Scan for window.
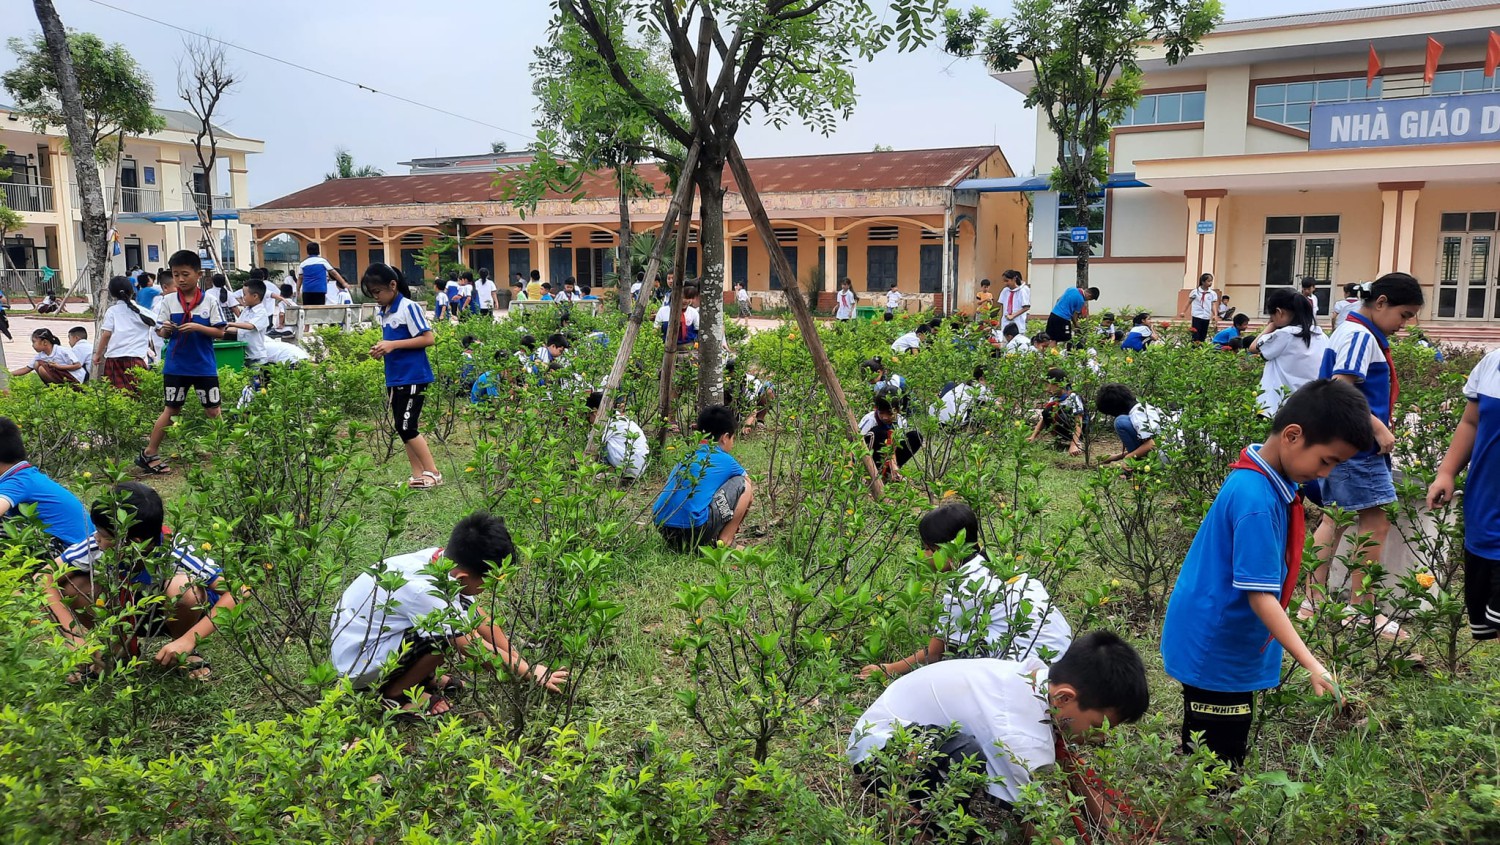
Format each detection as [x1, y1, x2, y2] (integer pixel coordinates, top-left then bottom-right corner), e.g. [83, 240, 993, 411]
[867, 245, 898, 291]
[1436, 212, 1500, 319]
[1055, 194, 1105, 258]
[919, 244, 943, 293]
[1254, 77, 1381, 130]
[1119, 91, 1206, 126]
[1262, 215, 1339, 314]
[1431, 69, 1500, 96]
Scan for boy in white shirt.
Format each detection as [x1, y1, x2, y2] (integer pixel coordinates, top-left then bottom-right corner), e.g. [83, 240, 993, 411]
[330, 512, 568, 718]
[735, 283, 751, 317]
[231, 280, 310, 367]
[586, 391, 648, 482]
[932, 367, 993, 426]
[67, 327, 93, 382]
[884, 286, 903, 317]
[890, 323, 927, 354]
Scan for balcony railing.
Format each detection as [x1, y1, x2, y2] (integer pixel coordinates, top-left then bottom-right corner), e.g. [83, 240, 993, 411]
[191, 192, 235, 212]
[1, 181, 54, 213]
[0, 268, 55, 301]
[68, 184, 166, 214]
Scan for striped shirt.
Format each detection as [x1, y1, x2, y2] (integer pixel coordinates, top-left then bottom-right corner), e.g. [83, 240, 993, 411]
[59, 532, 221, 585]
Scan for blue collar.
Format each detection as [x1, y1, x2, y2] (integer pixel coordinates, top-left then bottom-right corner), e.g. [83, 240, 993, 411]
[1244, 444, 1297, 505]
[1345, 311, 1389, 350]
[381, 294, 405, 318]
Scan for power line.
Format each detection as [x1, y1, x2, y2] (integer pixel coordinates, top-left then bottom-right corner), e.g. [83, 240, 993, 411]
[79, 0, 536, 142]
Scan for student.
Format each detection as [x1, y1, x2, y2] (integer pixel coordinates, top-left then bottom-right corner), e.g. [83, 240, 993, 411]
[630, 272, 646, 303]
[456, 272, 475, 317]
[94, 276, 156, 394]
[67, 327, 93, 382]
[1031, 331, 1057, 354]
[557, 277, 583, 303]
[1217, 294, 1237, 322]
[1097, 383, 1164, 464]
[862, 357, 910, 414]
[137, 250, 228, 475]
[1301, 276, 1320, 317]
[651, 405, 753, 550]
[847, 632, 1149, 826]
[1119, 312, 1156, 352]
[1161, 380, 1369, 766]
[860, 500, 1072, 681]
[11, 328, 85, 387]
[1305, 273, 1425, 639]
[999, 322, 1033, 354]
[835, 278, 857, 321]
[1331, 283, 1361, 329]
[532, 333, 570, 376]
[210, 272, 240, 319]
[1180, 273, 1219, 342]
[890, 323, 927, 354]
[859, 395, 922, 482]
[330, 512, 568, 717]
[1251, 288, 1328, 416]
[0, 286, 10, 340]
[135, 273, 161, 310]
[586, 391, 649, 482]
[0, 417, 92, 552]
[474, 269, 498, 318]
[580, 285, 599, 302]
[933, 367, 993, 427]
[527, 269, 543, 300]
[1427, 347, 1500, 641]
[364, 263, 442, 490]
[1097, 312, 1124, 344]
[1211, 313, 1250, 346]
[270, 283, 297, 337]
[229, 279, 310, 368]
[297, 243, 345, 307]
[998, 269, 1030, 336]
[1031, 368, 1085, 456]
[974, 278, 995, 320]
[654, 285, 701, 346]
[40, 482, 231, 682]
[508, 278, 527, 308]
[1046, 285, 1099, 347]
[739, 369, 775, 433]
[432, 280, 450, 322]
[735, 282, 752, 317]
[884, 286, 903, 318]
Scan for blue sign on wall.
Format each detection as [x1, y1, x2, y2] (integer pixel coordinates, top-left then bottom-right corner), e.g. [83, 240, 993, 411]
[147, 245, 159, 262]
[1069, 226, 1089, 243]
[143, 166, 156, 185]
[1310, 92, 1500, 150]
[1196, 220, 1215, 235]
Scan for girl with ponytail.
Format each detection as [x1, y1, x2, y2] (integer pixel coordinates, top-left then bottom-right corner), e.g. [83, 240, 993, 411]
[1251, 287, 1328, 414]
[363, 263, 441, 489]
[11, 328, 84, 387]
[94, 275, 157, 394]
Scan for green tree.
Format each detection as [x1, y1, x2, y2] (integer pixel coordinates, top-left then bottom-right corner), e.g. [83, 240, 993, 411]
[490, 140, 509, 154]
[324, 147, 383, 180]
[944, 0, 1220, 287]
[5, 16, 164, 312]
[0, 145, 20, 389]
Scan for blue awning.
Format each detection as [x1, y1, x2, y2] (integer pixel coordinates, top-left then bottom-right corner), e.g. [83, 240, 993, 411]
[116, 209, 240, 223]
[955, 172, 1150, 192]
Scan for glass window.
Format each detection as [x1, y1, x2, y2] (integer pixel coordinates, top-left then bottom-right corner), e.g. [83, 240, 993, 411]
[1119, 91, 1206, 126]
[1316, 79, 1349, 101]
[1132, 97, 1156, 125]
[1441, 212, 1470, 232]
[1157, 93, 1182, 123]
[1285, 102, 1312, 127]
[1431, 72, 1461, 94]
[1265, 216, 1301, 235]
[1181, 91, 1206, 122]
[1471, 212, 1498, 232]
[1285, 82, 1315, 104]
[1303, 215, 1340, 234]
[1429, 69, 1496, 95]
[1253, 77, 1381, 130]
[1056, 194, 1106, 258]
[1255, 85, 1285, 106]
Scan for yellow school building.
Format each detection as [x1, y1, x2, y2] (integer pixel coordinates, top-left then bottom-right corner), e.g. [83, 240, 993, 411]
[241, 146, 1029, 313]
[990, 0, 1500, 340]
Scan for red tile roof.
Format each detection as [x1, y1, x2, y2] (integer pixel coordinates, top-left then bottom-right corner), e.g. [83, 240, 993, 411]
[254, 146, 1001, 211]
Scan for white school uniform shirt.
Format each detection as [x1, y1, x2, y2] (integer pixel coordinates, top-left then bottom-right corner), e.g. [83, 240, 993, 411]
[858, 410, 909, 436]
[847, 656, 1056, 804]
[885, 289, 902, 310]
[1128, 402, 1164, 440]
[736, 287, 750, 304]
[1305, 292, 1320, 315]
[601, 415, 649, 479]
[70, 341, 94, 379]
[32, 345, 85, 382]
[1005, 334, 1034, 354]
[457, 283, 474, 303]
[100, 300, 156, 360]
[999, 284, 1030, 333]
[933, 382, 991, 425]
[835, 289, 856, 319]
[891, 332, 921, 354]
[329, 548, 473, 681]
[1255, 324, 1329, 414]
[939, 554, 1074, 663]
[473, 279, 497, 309]
[1331, 297, 1360, 328]
[1188, 288, 1218, 320]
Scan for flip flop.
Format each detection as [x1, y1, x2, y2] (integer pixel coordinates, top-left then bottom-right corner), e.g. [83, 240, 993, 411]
[406, 475, 435, 490]
[178, 651, 212, 682]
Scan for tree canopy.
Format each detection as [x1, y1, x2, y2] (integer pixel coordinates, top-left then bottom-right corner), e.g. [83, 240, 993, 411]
[325, 147, 383, 180]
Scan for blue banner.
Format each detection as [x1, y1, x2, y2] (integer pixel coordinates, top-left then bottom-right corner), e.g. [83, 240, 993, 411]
[1309, 91, 1500, 150]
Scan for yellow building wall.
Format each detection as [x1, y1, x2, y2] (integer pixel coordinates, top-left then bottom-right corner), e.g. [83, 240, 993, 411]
[1216, 189, 1385, 311]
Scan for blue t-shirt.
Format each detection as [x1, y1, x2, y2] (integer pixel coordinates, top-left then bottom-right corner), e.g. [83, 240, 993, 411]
[1211, 326, 1241, 345]
[378, 295, 434, 387]
[299, 257, 332, 294]
[0, 462, 93, 545]
[156, 289, 227, 378]
[652, 444, 746, 529]
[1463, 350, 1500, 558]
[1161, 444, 1295, 693]
[1050, 287, 1087, 320]
[1319, 311, 1391, 457]
[136, 286, 162, 310]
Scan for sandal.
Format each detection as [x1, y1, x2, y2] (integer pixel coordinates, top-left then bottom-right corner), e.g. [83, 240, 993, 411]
[380, 693, 450, 722]
[436, 674, 466, 697]
[177, 651, 213, 682]
[406, 475, 436, 490]
[423, 470, 444, 487]
[66, 664, 103, 685]
[135, 451, 171, 475]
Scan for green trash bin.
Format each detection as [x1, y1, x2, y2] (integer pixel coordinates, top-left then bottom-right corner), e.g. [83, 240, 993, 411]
[213, 340, 249, 372]
[855, 305, 879, 321]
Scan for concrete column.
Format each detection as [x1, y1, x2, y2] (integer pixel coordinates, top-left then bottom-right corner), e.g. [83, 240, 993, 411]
[533, 224, 547, 281]
[227, 152, 249, 208]
[1378, 182, 1424, 275]
[1183, 189, 1227, 289]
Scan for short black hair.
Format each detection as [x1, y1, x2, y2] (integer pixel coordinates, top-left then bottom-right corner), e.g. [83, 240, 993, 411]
[1101, 312, 1115, 321]
[244, 279, 267, 299]
[586, 391, 604, 411]
[280, 283, 294, 298]
[1046, 367, 1068, 383]
[307, 243, 322, 256]
[168, 249, 201, 271]
[0, 417, 27, 464]
[461, 271, 474, 282]
[683, 284, 699, 300]
[542, 282, 553, 290]
[861, 357, 884, 374]
[545, 333, 569, 349]
[873, 395, 895, 415]
[915, 324, 931, 336]
[68, 326, 88, 339]
[917, 500, 979, 550]
[518, 334, 536, 351]
[980, 278, 991, 287]
[1048, 630, 1149, 723]
[1233, 313, 1250, 327]
[1272, 379, 1375, 451]
[1002, 323, 1019, 338]
[1096, 383, 1138, 417]
[1031, 331, 1053, 345]
[696, 404, 738, 440]
[461, 335, 477, 349]
[1300, 276, 1316, 289]
[530, 269, 541, 281]
[90, 482, 164, 545]
[1085, 287, 1100, 300]
[444, 512, 514, 577]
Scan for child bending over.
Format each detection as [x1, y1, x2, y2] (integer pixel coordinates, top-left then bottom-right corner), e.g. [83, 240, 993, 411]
[652, 405, 753, 551]
[1030, 367, 1085, 456]
[1096, 383, 1164, 464]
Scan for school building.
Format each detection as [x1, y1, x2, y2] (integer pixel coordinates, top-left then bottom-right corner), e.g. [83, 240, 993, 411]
[240, 146, 1029, 312]
[989, 0, 1500, 339]
[0, 103, 263, 296]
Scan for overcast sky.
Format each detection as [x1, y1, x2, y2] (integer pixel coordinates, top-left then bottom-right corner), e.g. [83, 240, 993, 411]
[10, 0, 1374, 204]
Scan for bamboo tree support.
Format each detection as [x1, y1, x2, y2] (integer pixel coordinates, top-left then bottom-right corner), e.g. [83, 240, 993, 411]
[726, 141, 884, 501]
[585, 141, 702, 459]
[653, 185, 697, 448]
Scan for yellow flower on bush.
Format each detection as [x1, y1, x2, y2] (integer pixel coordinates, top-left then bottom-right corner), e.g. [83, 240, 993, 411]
[95, 598, 105, 608]
[531, 497, 543, 504]
[200, 543, 212, 552]
[1006, 575, 1023, 585]
[1415, 572, 1436, 589]
[1110, 579, 1121, 588]
[845, 508, 854, 515]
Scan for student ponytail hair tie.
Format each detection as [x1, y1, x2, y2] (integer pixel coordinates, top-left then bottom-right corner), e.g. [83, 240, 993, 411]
[31, 328, 61, 346]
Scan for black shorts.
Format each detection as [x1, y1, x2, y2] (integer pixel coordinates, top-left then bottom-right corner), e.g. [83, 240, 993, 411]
[659, 475, 746, 551]
[302, 291, 327, 306]
[388, 383, 427, 442]
[1045, 313, 1073, 345]
[1191, 316, 1211, 342]
[1181, 684, 1255, 767]
[854, 724, 991, 811]
[163, 373, 222, 409]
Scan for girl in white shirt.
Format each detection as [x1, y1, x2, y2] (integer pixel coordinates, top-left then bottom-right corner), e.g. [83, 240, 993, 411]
[1251, 287, 1329, 415]
[1331, 283, 1361, 329]
[94, 276, 158, 394]
[12, 328, 84, 386]
[834, 278, 856, 320]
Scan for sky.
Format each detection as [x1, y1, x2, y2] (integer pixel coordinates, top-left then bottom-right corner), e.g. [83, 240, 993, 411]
[6, 0, 1379, 205]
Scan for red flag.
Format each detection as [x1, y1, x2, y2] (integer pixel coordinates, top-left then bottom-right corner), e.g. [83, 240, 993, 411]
[1486, 31, 1500, 78]
[1366, 44, 1382, 89]
[1424, 36, 1444, 84]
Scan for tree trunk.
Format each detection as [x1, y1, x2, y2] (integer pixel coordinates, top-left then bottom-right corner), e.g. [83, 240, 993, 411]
[694, 165, 726, 414]
[726, 141, 884, 501]
[585, 142, 702, 459]
[654, 187, 697, 447]
[616, 169, 632, 313]
[33, 0, 109, 315]
[1074, 198, 1090, 289]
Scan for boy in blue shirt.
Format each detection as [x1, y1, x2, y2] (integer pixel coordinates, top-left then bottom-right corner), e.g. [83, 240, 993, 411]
[1045, 285, 1099, 348]
[652, 405, 753, 551]
[0, 417, 92, 552]
[1161, 379, 1372, 766]
[138, 250, 227, 475]
[1211, 313, 1251, 347]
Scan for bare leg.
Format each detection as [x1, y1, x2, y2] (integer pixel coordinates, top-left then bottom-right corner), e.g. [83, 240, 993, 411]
[163, 574, 212, 679]
[380, 652, 450, 715]
[145, 406, 180, 455]
[404, 434, 439, 476]
[1307, 513, 1348, 604]
[1348, 507, 1392, 608]
[718, 479, 753, 546]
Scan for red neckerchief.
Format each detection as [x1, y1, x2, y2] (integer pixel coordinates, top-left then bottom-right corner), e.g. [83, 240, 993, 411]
[175, 287, 204, 324]
[431, 547, 445, 565]
[1230, 448, 1304, 651]
[1199, 289, 1212, 309]
[1345, 312, 1398, 418]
